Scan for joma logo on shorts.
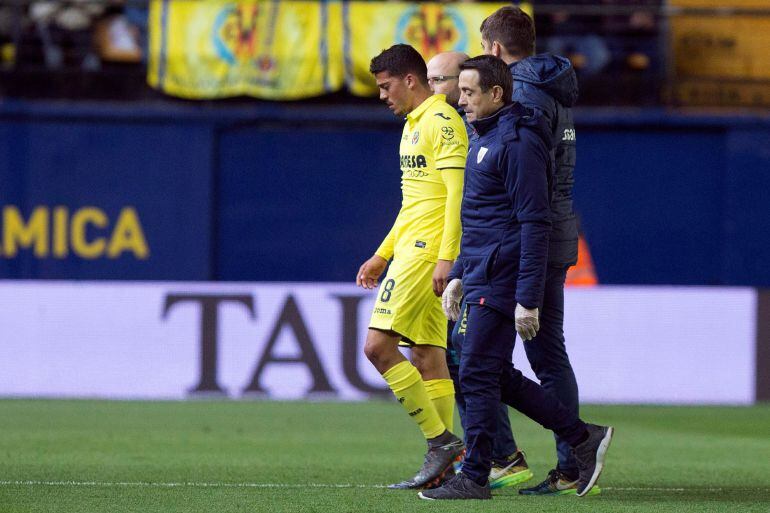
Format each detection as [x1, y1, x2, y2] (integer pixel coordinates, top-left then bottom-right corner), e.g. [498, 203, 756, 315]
[409, 408, 423, 417]
[562, 129, 576, 141]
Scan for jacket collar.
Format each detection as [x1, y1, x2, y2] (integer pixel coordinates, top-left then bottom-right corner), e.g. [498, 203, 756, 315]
[407, 94, 445, 122]
[469, 104, 514, 136]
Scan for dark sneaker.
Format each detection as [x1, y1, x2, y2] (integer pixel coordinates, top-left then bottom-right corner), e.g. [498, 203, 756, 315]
[489, 450, 533, 489]
[418, 473, 492, 500]
[388, 434, 466, 490]
[572, 424, 614, 497]
[519, 469, 601, 496]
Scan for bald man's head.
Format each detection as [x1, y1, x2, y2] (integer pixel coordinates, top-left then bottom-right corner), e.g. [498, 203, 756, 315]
[426, 51, 469, 107]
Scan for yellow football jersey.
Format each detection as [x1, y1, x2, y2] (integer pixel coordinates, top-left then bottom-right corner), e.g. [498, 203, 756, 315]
[376, 94, 468, 263]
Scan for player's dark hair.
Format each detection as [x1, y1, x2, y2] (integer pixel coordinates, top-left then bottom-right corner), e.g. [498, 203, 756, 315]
[460, 55, 513, 105]
[369, 44, 428, 85]
[480, 6, 535, 58]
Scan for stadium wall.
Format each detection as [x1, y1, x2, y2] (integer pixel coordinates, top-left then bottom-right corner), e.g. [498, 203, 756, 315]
[1, 101, 769, 286]
[0, 281, 764, 404]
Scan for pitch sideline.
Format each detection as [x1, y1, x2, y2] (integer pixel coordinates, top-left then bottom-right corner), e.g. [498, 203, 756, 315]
[1, 480, 767, 493]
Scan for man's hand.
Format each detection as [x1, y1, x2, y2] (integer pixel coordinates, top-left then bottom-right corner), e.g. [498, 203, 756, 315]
[514, 304, 540, 341]
[432, 259, 454, 297]
[441, 279, 463, 321]
[356, 255, 388, 290]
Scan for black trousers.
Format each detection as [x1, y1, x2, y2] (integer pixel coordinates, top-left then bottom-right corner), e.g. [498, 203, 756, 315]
[458, 303, 586, 486]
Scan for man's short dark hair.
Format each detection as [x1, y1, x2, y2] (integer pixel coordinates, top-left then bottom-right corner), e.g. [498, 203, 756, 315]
[369, 44, 428, 84]
[460, 55, 513, 105]
[480, 6, 535, 58]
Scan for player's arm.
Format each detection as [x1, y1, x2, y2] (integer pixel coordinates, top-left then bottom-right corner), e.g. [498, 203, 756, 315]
[357, 254, 387, 290]
[375, 222, 396, 262]
[431, 112, 468, 296]
[433, 167, 463, 295]
[356, 219, 396, 289]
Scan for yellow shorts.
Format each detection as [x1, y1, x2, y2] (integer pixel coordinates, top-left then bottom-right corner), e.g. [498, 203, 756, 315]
[368, 257, 446, 348]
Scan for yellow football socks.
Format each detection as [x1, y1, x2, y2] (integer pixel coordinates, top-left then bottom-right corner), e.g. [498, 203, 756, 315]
[424, 378, 455, 433]
[382, 360, 445, 440]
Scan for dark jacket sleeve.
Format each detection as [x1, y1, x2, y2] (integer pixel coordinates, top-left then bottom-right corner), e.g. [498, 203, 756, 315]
[502, 126, 552, 309]
[448, 257, 463, 281]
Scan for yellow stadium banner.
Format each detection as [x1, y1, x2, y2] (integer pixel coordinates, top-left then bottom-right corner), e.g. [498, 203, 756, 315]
[345, 2, 527, 97]
[670, 0, 770, 80]
[148, 0, 343, 100]
[147, 1, 529, 100]
[669, 0, 770, 105]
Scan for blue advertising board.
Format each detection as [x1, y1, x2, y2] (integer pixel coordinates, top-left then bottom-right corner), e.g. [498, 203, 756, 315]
[2, 101, 769, 285]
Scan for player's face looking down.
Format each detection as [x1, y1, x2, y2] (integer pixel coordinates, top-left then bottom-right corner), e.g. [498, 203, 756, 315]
[375, 71, 416, 117]
[458, 69, 506, 122]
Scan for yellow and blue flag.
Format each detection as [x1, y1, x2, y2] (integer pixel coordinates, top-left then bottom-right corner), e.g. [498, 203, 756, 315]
[148, 1, 530, 100]
[344, 2, 523, 96]
[148, 0, 343, 100]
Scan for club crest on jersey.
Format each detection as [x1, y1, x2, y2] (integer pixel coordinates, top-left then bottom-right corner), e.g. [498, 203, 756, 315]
[477, 147, 488, 163]
[411, 131, 420, 145]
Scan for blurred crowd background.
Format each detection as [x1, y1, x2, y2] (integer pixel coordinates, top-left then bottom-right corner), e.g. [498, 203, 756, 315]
[0, 0, 769, 287]
[0, 0, 766, 107]
[0, 0, 148, 97]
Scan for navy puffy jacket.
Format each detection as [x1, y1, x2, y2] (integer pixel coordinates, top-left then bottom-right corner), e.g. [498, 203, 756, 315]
[455, 103, 554, 316]
[510, 54, 579, 266]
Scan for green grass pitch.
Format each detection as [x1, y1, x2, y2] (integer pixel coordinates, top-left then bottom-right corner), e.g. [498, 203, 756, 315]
[1, 400, 769, 512]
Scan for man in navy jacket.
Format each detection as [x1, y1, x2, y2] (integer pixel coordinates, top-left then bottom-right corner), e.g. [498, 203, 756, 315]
[419, 55, 612, 501]
[454, 6, 585, 494]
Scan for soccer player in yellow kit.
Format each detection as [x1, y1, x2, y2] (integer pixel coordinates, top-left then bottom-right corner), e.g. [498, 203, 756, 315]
[356, 44, 468, 490]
